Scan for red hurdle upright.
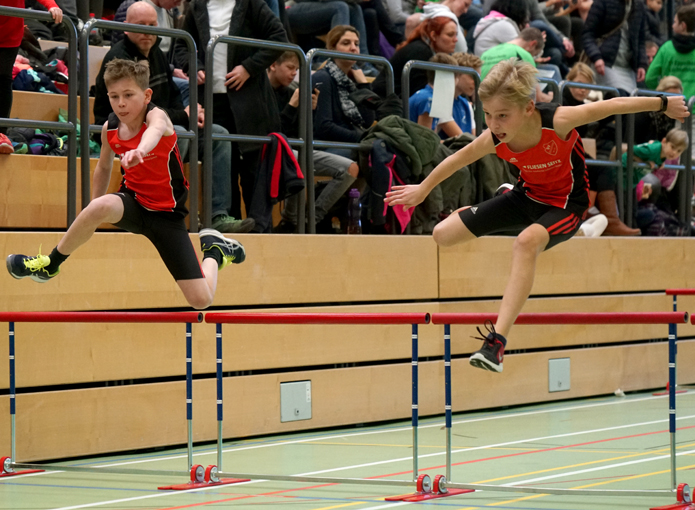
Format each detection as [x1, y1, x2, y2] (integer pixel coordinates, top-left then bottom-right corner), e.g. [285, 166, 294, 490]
[430, 311, 689, 499]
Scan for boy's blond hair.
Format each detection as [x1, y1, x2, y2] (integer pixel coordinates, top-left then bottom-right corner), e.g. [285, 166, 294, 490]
[566, 62, 595, 84]
[451, 52, 482, 72]
[104, 58, 150, 91]
[479, 58, 536, 108]
[657, 75, 683, 93]
[426, 53, 458, 84]
[665, 128, 689, 152]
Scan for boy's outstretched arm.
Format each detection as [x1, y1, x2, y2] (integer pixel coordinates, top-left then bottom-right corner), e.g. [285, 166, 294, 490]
[385, 130, 496, 211]
[553, 95, 690, 139]
[92, 123, 116, 200]
[120, 108, 175, 169]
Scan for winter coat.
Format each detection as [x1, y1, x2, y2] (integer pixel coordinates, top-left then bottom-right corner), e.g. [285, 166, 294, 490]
[645, 34, 695, 99]
[581, 0, 647, 71]
[174, 0, 288, 152]
[644, 8, 665, 45]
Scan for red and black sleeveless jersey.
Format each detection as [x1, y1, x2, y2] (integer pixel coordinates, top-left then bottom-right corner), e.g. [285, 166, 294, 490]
[491, 102, 589, 215]
[106, 103, 188, 215]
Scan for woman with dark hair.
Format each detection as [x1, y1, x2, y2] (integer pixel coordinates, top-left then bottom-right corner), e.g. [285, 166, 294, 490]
[372, 14, 458, 97]
[472, 0, 528, 56]
[312, 25, 377, 158]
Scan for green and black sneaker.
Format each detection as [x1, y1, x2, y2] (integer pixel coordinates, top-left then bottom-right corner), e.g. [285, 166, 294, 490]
[199, 228, 246, 269]
[6, 249, 59, 283]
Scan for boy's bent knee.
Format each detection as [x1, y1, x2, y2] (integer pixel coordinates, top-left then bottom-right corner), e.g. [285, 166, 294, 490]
[84, 195, 123, 223]
[187, 294, 213, 310]
[433, 223, 456, 247]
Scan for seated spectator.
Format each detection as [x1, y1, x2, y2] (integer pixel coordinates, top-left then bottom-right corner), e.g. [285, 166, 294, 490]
[581, 0, 647, 94]
[562, 62, 595, 137]
[312, 25, 376, 159]
[645, 0, 666, 46]
[373, 14, 458, 97]
[407, 0, 471, 53]
[472, 0, 528, 56]
[267, 51, 358, 233]
[632, 75, 682, 145]
[645, 4, 695, 100]
[95, 2, 254, 233]
[451, 51, 482, 131]
[409, 53, 474, 139]
[361, 0, 406, 57]
[174, 0, 287, 221]
[646, 40, 659, 66]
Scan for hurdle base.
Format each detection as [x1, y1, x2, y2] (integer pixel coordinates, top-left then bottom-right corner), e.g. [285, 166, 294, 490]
[385, 488, 475, 502]
[653, 390, 688, 396]
[650, 504, 695, 510]
[0, 469, 44, 478]
[158, 478, 250, 491]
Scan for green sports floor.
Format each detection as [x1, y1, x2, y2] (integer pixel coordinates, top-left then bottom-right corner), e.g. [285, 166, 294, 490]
[2, 389, 695, 510]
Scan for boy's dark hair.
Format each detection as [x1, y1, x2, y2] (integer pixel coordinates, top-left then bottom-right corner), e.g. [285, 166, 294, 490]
[519, 27, 545, 54]
[426, 53, 458, 84]
[275, 51, 300, 67]
[676, 4, 695, 33]
[490, 0, 529, 29]
[104, 58, 150, 90]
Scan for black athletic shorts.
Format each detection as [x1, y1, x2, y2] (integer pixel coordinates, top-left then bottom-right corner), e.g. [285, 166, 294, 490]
[113, 191, 204, 281]
[458, 188, 585, 250]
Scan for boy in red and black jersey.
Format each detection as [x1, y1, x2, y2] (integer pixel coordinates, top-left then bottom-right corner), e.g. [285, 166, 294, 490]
[6, 59, 244, 309]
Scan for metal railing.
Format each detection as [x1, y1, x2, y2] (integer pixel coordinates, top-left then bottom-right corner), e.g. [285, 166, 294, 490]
[203, 36, 308, 230]
[305, 49, 394, 233]
[560, 81, 624, 218]
[538, 76, 560, 104]
[0, 6, 79, 225]
[79, 19, 200, 229]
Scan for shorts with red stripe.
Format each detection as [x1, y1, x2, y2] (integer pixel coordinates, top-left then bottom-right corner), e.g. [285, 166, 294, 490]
[458, 188, 585, 250]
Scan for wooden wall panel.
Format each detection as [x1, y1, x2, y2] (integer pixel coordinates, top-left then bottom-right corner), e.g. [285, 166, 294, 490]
[439, 237, 695, 298]
[10, 91, 95, 124]
[1, 294, 687, 389]
[2, 341, 693, 461]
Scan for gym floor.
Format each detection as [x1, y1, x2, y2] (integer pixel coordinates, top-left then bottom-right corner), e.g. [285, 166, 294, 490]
[2, 388, 694, 510]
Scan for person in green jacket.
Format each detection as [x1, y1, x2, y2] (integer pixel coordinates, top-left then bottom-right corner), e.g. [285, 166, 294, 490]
[480, 27, 544, 79]
[645, 4, 695, 99]
[621, 127, 688, 200]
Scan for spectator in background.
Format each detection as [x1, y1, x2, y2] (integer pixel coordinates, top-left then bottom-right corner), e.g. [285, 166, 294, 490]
[645, 0, 666, 45]
[312, 25, 375, 159]
[409, 53, 474, 139]
[646, 4, 695, 99]
[646, 40, 659, 65]
[373, 14, 458, 97]
[175, 0, 287, 221]
[361, 0, 405, 57]
[0, 0, 62, 154]
[472, 0, 528, 56]
[480, 27, 545, 79]
[267, 51, 357, 233]
[94, 2, 254, 233]
[407, 0, 471, 53]
[581, 0, 647, 94]
[451, 51, 481, 132]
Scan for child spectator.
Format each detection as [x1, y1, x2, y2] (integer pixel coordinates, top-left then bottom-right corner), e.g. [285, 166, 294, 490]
[646, 40, 659, 66]
[409, 53, 474, 139]
[645, 0, 666, 46]
[645, 4, 695, 99]
[562, 62, 594, 137]
[6, 59, 245, 309]
[0, 0, 62, 153]
[452, 51, 482, 134]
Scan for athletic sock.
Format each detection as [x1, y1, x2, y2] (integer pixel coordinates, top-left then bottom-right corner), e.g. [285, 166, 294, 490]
[203, 247, 223, 267]
[46, 246, 69, 275]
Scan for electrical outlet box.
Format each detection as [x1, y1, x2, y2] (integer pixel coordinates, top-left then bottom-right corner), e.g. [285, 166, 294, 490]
[548, 358, 570, 393]
[280, 380, 312, 422]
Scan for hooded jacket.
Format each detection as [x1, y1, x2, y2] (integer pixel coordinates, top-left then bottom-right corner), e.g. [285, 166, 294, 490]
[472, 12, 520, 56]
[645, 33, 695, 99]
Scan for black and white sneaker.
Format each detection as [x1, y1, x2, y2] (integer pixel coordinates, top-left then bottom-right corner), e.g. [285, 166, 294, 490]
[469, 321, 507, 373]
[6, 250, 58, 283]
[199, 228, 246, 269]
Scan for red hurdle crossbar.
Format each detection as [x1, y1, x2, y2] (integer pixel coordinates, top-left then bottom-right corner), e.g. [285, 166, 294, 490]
[430, 312, 688, 325]
[205, 312, 431, 325]
[0, 311, 203, 323]
[666, 289, 695, 296]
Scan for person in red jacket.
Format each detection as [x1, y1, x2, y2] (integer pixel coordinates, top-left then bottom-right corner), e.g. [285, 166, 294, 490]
[0, 0, 62, 153]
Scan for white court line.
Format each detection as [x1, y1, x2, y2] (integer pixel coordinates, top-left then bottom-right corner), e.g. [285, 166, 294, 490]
[45, 412, 695, 510]
[97, 392, 693, 469]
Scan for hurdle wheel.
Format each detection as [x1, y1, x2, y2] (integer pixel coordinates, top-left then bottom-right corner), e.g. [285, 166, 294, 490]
[416, 474, 432, 494]
[433, 474, 448, 494]
[204, 465, 219, 483]
[190, 464, 205, 483]
[677, 483, 691, 503]
[1, 456, 13, 474]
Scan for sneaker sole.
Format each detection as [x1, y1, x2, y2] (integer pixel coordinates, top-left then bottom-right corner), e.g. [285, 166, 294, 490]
[0, 145, 14, 154]
[199, 229, 246, 263]
[6, 255, 50, 283]
[469, 354, 503, 373]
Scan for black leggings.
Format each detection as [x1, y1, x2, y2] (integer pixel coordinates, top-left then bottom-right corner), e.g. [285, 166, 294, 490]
[0, 47, 19, 135]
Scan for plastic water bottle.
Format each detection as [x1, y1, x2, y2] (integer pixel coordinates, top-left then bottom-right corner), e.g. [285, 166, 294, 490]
[346, 188, 362, 235]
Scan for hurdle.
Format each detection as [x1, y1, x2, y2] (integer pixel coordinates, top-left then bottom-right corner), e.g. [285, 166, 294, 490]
[429, 311, 690, 500]
[0, 311, 213, 486]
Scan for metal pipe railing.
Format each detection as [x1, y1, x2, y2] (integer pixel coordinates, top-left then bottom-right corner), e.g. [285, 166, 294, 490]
[538, 77, 560, 105]
[305, 49, 394, 233]
[79, 19, 199, 229]
[0, 5, 78, 226]
[203, 36, 308, 230]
